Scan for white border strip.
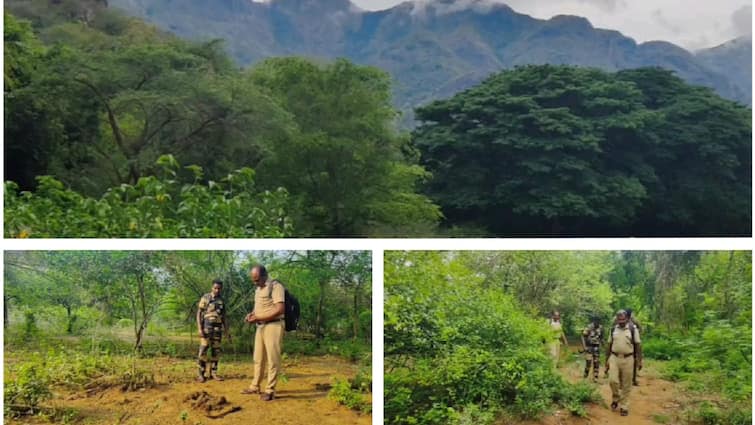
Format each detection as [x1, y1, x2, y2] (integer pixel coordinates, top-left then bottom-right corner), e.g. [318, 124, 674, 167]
[3, 237, 753, 251]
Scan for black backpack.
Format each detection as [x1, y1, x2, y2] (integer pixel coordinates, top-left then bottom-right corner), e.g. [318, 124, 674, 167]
[272, 280, 300, 332]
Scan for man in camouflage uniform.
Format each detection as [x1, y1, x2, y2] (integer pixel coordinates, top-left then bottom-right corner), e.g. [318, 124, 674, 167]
[196, 279, 230, 383]
[605, 309, 642, 417]
[581, 316, 603, 381]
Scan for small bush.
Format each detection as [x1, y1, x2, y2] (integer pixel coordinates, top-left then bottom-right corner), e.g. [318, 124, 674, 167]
[4, 361, 52, 416]
[643, 336, 685, 360]
[328, 378, 371, 414]
[688, 401, 752, 425]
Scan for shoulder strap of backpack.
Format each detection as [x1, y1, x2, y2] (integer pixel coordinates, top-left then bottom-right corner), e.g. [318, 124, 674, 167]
[628, 322, 636, 346]
[269, 279, 286, 299]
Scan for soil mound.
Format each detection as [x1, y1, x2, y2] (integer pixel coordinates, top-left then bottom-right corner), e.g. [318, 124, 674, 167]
[184, 391, 241, 418]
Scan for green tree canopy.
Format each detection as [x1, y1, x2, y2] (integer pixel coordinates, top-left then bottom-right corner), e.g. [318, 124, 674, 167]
[250, 57, 441, 236]
[414, 65, 751, 236]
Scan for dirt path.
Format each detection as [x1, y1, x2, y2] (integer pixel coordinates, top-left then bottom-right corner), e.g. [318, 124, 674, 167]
[10, 355, 371, 425]
[517, 350, 683, 425]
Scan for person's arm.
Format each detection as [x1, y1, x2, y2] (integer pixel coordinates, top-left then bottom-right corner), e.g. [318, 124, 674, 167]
[196, 307, 204, 337]
[581, 333, 588, 351]
[605, 339, 613, 370]
[561, 331, 568, 347]
[253, 303, 284, 322]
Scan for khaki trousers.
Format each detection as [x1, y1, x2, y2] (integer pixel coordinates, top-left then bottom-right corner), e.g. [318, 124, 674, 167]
[548, 341, 560, 366]
[250, 321, 284, 394]
[608, 354, 634, 410]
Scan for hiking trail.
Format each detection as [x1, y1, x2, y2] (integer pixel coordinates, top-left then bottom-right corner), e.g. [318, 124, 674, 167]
[517, 347, 685, 425]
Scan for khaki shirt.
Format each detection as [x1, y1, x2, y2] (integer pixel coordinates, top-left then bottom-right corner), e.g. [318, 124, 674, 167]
[610, 324, 640, 355]
[549, 319, 563, 341]
[254, 279, 285, 320]
[198, 293, 225, 324]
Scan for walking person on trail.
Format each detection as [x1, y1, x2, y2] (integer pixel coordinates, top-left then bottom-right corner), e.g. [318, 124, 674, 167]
[547, 311, 568, 366]
[241, 265, 285, 401]
[612, 308, 643, 386]
[581, 315, 603, 381]
[196, 279, 231, 382]
[605, 310, 642, 417]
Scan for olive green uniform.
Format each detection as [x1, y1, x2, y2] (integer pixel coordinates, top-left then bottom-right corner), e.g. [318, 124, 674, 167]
[250, 279, 285, 395]
[608, 324, 640, 411]
[198, 293, 225, 378]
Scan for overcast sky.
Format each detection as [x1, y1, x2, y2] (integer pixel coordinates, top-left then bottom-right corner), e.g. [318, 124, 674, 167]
[350, 0, 752, 50]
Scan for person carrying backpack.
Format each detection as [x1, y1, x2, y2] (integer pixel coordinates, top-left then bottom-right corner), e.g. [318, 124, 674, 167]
[612, 308, 643, 386]
[605, 309, 643, 417]
[241, 265, 285, 401]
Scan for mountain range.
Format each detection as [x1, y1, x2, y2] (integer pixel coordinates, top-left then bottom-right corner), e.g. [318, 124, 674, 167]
[107, 0, 753, 116]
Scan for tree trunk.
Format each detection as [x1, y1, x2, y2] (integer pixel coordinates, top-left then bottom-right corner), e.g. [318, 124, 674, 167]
[4, 296, 8, 328]
[315, 279, 326, 340]
[352, 287, 360, 341]
[65, 304, 74, 334]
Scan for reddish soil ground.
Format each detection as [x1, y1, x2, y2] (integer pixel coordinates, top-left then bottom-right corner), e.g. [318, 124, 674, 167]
[7, 355, 371, 425]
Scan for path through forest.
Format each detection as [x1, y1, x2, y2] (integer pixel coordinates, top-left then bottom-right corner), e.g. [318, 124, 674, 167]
[518, 347, 685, 425]
[7, 355, 371, 425]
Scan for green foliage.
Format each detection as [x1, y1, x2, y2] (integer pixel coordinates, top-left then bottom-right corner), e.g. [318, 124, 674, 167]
[4, 12, 43, 90]
[385, 252, 599, 424]
[5, 250, 372, 362]
[4, 5, 441, 237]
[22, 309, 38, 338]
[4, 360, 52, 413]
[414, 65, 751, 236]
[609, 251, 751, 405]
[5, 7, 287, 194]
[385, 251, 751, 424]
[5, 155, 293, 237]
[249, 57, 441, 236]
[456, 251, 614, 334]
[686, 401, 752, 425]
[642, 335, 684, 361]
[328, 378, 371, 414]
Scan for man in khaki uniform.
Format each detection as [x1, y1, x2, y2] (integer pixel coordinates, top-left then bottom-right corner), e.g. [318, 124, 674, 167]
[605, 310, 642, 416]
[547, 311, 568, 366]
[241, 265, 285, 401]
[196, 279, 230, 382]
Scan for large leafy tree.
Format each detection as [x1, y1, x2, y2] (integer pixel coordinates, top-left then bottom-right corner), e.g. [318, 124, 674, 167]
[414, 65, 751, 236]
[250, 57, 441, 236]
[4, 10, 291, 195]
[616, 69, 752, 236]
